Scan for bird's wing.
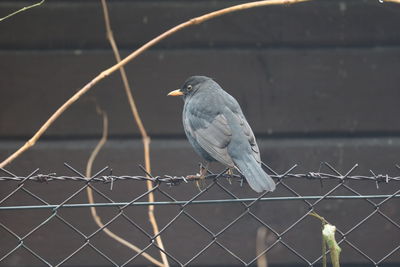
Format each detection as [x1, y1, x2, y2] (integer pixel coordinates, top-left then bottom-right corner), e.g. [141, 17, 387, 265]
[189, 113, 235, 167]
[233, 112, 261, 164]
[221, 91, 261, 164]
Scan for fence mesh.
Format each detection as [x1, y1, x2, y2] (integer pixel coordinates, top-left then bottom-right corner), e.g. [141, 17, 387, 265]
[0, 162, 399, 266]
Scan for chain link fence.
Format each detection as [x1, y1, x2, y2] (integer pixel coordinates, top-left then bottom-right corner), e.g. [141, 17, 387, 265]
[0, 162, 399, 266]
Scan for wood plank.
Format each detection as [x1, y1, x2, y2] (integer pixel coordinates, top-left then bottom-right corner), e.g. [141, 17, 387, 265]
[0, 48, 399, 137]
[0, 0, 400, 49]
[0, 138, 399, 265]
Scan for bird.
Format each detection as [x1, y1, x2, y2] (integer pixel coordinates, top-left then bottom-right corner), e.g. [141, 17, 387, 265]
[168, 76, 276, 193]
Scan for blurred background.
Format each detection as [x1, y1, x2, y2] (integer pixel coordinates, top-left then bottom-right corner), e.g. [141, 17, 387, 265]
[0, 0, 399, 266]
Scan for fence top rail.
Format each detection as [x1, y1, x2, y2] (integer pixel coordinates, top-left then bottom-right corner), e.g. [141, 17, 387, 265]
[0, 194, 399, 211]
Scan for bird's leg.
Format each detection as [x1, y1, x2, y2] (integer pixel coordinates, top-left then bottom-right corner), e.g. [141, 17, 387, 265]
[226, 167, 235, 184]
[199, 162, 209, 178]
[195, 162, 209, 191]
[186, 162, 208, 180]
[233, 166, 246, 187]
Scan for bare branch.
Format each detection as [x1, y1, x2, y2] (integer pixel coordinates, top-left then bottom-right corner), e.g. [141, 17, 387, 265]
[0, 0, 45, 22]
[256, 227, 269, 267]
[381, 0, 400, 3]
[100, 0, 168, 265]
[0, 0, 310, 168]
[84, 106, 164, 267]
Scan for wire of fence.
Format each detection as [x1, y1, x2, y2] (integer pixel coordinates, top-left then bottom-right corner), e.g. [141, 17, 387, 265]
[0, 162, 399, 266]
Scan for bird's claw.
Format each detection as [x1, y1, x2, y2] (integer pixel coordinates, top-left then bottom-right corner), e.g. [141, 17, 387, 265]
[199, 163, 208, 178]
[226, 168, 235, 184]
[194, 163, 209, 191]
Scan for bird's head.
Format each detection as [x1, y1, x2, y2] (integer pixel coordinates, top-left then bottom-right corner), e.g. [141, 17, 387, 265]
[168, 76, 212, 100]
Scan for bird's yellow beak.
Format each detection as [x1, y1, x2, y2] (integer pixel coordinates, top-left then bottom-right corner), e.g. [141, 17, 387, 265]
[167, 89, 183, 96]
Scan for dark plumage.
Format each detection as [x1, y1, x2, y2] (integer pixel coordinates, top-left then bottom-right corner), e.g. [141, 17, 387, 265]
[168, 76, 275, 193]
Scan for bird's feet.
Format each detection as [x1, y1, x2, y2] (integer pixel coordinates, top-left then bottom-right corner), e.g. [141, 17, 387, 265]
[185, 163, 209, 191]
[226, 167, 235, 184]
[199, 162, 209, 178]
[194, 162, 209, 190]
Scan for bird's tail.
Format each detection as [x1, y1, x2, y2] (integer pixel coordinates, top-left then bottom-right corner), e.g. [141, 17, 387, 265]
[233, 155, 276, 193]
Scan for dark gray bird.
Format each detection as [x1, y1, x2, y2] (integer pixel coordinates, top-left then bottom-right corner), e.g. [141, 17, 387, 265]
[168, 76, 275, 193]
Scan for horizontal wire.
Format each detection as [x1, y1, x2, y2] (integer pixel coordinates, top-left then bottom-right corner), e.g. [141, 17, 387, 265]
[0, 173, 399, 183]
[1, 194, 399, 211]
[1, 162, 400, 184]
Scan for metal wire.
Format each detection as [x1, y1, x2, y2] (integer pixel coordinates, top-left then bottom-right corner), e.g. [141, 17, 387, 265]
[1, 162, 399, 184]
[0, 162, 399, 266]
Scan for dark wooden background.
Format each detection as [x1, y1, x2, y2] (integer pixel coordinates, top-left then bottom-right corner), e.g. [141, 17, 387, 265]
[0, 0, 399, 266]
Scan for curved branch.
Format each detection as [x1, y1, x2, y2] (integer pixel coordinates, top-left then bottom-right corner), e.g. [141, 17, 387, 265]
[382, 0, 400, 3]
[0, 0, 45, 22]
[99, 0, 168, 266]
[0, 0, 310, 168]
[85, 107, 164, 267]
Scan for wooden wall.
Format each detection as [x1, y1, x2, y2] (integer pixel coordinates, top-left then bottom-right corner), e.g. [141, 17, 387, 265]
[0, 0, 399, 266]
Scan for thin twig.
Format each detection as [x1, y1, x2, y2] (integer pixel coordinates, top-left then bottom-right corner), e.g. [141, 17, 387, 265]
[309, 211, 329, 225]
[100, 0, 168, 266]
[256, 227, 269, 267]
[85, 106, 163, 266]
[0, 0, 310, 168]
[0, 0, 45, 22]
[382, 0, 400, 3]
[309, 212, 328, 267]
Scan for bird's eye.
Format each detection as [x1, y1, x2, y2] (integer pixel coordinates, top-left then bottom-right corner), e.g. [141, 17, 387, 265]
[187, 85, 192, 91]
